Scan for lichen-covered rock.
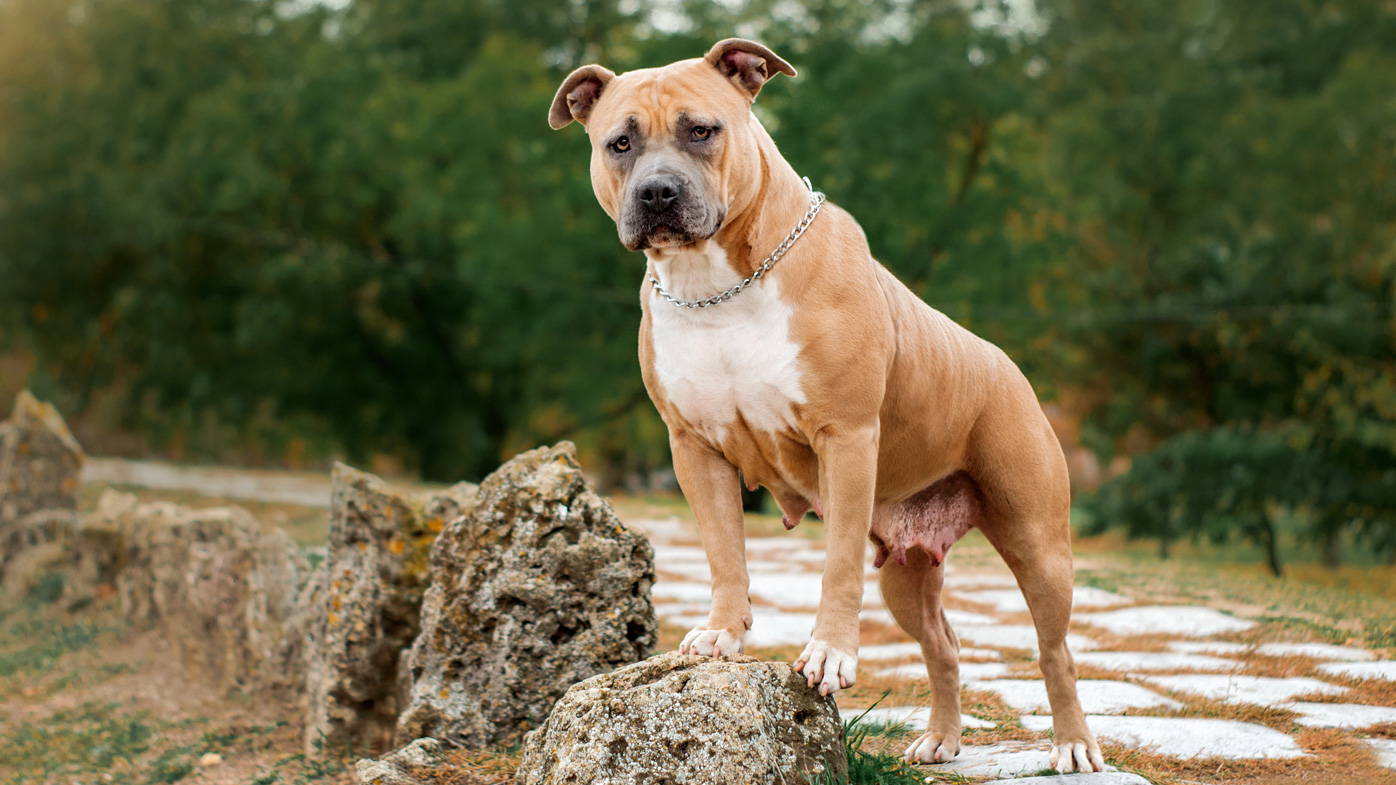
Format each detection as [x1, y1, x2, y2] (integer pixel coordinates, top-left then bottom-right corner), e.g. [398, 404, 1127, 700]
[304, 465, 478, 755]
[396, 442, 657, 749]
[113, 498, 312, 693]
[355, 738, 506, 785]
[514, 653, 846, 785]
[0, 491, 135, 604]
[0, 390, 86, 526]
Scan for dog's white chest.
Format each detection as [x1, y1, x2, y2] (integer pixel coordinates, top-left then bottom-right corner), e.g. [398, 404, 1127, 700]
[648, 252, 806, 443]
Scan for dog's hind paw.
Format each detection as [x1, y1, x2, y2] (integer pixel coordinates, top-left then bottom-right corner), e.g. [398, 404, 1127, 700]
[678, 627, 744, 657]
[793, 639, 857, 696]
[904, 730, 960, 764]
[1049, 736, 1105, 773]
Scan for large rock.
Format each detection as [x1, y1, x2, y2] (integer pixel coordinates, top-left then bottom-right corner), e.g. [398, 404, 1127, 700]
[304, 465, 478, 755]
[0, 390, 86, 526]
[354, 738, 506, 785]
[514, 653, 846, 785]
[396, 442, 658, 749]
[1, 491, 134, 604]
[113, 495, 312, 693]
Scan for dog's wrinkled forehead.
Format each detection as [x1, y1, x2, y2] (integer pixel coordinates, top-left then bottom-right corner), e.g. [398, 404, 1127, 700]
[588, 60, 750, 140]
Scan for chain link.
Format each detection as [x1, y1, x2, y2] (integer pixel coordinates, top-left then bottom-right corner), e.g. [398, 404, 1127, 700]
[647, 178, 826, 310]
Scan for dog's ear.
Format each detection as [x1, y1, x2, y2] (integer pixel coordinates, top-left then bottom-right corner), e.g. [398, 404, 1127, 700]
[549, 64, 617, 130]
[705, 38, 796, 100]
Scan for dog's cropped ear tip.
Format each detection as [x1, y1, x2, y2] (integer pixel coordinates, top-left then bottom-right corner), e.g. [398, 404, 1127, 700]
[549, 64, 615, 130]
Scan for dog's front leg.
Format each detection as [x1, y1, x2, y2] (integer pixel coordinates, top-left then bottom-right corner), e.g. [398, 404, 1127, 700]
[795, 423, 878, 695]
[670, 430, 752, 657]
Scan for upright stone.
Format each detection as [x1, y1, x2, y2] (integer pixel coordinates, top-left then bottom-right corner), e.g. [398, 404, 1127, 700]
[0, 390, 86, 526]
[396, 442, 658, 749]
[304, 465, 477, 755]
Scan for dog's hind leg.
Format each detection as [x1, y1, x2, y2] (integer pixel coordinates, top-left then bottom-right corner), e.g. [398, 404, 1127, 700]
[969, 399, 1105, 773]
[879, 547, 964, 763]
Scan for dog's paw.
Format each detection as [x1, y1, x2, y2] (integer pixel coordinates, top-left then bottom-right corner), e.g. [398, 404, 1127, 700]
[904, 730, 960, 764]
[678, 626, 744, 657]
[1048, 732, 1105, 773]
[793, 639, 857, 696]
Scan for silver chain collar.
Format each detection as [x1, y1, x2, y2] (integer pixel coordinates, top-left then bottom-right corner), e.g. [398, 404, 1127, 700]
[647, 177, 826, 310]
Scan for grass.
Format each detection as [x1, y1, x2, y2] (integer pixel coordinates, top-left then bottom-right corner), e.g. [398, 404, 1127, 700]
[813, 705, 930, 785]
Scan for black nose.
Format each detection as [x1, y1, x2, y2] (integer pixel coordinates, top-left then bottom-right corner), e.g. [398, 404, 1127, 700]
[636, 176, 683, 212]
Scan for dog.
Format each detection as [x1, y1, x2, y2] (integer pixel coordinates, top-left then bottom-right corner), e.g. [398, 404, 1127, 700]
[549, 38, 1104, 773]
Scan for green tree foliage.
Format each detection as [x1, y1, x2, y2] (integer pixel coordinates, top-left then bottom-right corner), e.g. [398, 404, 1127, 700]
[1038, 0, 1396, 563]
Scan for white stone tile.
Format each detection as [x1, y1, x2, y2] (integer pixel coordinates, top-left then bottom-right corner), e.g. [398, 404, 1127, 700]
[938, 742, 1053, 778]
[859, 607, 900, 628]
[983, 775, 1147, 785]
[857, 642, 1002, 661]
[1258, 642, 1374, 661]
[874, 662, 1010, 682]
[965, 679, 1181, 714]
[654, 603, 709, 623]
[655, 561, 710, 581]
[1076, 605, 1255, 636]
[956, 624, 1098, 653]
[945, 608, 999, 626]
[1169, 641, 1250, 655]
[954, 586, 1131, 614]
[652, 544, 708, 562]
[650, 581, 709, 603]
[1284, 702, 1396, 729]
[1073, 650, 1241, 672]
[838, 706, 995, 730]
[1143, 675, 1348, 705]
[943, 573, 1020, 589]
[1319, 661, 1396, 682]
[663, 607, 817, 648]
[747, 572, 823, 608]
[1366, 738, 1396, 771]
[1019, 715, 1306, 760]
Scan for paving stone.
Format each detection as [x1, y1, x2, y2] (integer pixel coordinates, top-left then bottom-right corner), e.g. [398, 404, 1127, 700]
[956, 624, 1098, 653]
[936, 742, 1053, 778]
[838, 706, 995, 730]
[945, 608, 999, 626]
[984, 774, 1149, 785]
[1284, 702, 1396, 729]
[663, 608, 818, 649]
[1076, 605, 1255, 636]
[652, 544, 708, 562]
[748, 572, 824, 608]
[966, 679, 1181, 714]
[1319, 660, 1396, 682]
[858, 642, 1002, 661]
[651, 580, 710, 603]
[657, 560, 711, 581]
[1019, 715, 1306, 760]
[1073, 650, 1241, 672]
[1170, 641, 1249, 655]
[1143, 674, 1348, 705]
[943, 573, 1020, 589]
[874, 662, 1010, 682]
[954, 586, 1131, 614]
[1366, 738, 1396, 771]
[1259, 642, 1373, 661]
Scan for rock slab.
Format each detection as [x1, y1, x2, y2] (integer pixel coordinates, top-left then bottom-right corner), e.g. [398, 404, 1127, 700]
[304, 464, 477, 755]
[514, 653, 846, 785]
[397, 442, 658, 749]
[0, 390, 85, 526]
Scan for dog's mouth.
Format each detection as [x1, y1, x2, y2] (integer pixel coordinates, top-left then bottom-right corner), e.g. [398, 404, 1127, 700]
[624, 212, 726, 252]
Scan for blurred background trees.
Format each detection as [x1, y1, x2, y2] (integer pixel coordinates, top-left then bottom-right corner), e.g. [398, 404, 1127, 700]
[1, 0, 1393, 563]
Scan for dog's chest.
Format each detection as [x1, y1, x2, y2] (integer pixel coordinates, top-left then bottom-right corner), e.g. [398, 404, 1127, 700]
[649, 275, 807, 444]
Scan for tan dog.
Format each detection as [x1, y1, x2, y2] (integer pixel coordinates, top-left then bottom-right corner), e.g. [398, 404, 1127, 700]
[549, 39, 1104, 773]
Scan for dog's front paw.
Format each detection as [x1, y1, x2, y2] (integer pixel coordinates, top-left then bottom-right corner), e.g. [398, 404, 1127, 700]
[793, 639, 857, 696]
[678, 626, 744, 657]
[904, 729, 960, 764]
[1048, 730, 1105, 773]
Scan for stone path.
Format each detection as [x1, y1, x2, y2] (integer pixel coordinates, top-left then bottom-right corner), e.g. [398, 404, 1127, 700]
[630, 513, 1396, 781]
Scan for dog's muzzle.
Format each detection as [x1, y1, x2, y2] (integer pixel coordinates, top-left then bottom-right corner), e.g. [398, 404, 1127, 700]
[621, 174, 720, 250]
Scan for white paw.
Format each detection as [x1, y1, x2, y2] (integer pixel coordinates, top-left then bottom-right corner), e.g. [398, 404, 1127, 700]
[1049, 739, 1105, 773]
[678, 626, 744, 657]
[904, 730, 960, 764]
[793, 639, 857, 696]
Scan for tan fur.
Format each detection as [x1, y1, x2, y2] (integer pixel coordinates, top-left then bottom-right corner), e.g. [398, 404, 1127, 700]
[551, 40, 1104, 773]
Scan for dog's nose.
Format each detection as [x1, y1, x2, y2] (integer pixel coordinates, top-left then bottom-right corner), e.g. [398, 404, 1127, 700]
[636, 176, 682, 212]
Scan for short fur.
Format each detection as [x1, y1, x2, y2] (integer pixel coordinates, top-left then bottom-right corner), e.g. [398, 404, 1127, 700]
[550, 39, 1105, 773]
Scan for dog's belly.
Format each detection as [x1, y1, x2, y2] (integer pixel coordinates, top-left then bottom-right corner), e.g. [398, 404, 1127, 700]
[651, 276, 806, 446]
[870, 471, 982, 569]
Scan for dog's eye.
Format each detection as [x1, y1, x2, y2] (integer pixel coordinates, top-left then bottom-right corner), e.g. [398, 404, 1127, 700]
[691, 126, 711, 141]
[610, 136, 630, 153]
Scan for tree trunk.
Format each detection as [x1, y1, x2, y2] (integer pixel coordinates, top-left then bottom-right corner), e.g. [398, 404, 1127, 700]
[1322, 531, 1342, 570]
[1263, 520, 1284, 577]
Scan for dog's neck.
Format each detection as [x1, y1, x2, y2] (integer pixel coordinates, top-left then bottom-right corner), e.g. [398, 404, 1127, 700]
[645, 117, 813, 304]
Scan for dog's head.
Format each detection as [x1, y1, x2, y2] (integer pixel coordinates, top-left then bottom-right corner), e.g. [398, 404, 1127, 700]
[549, 39, 796, 252]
